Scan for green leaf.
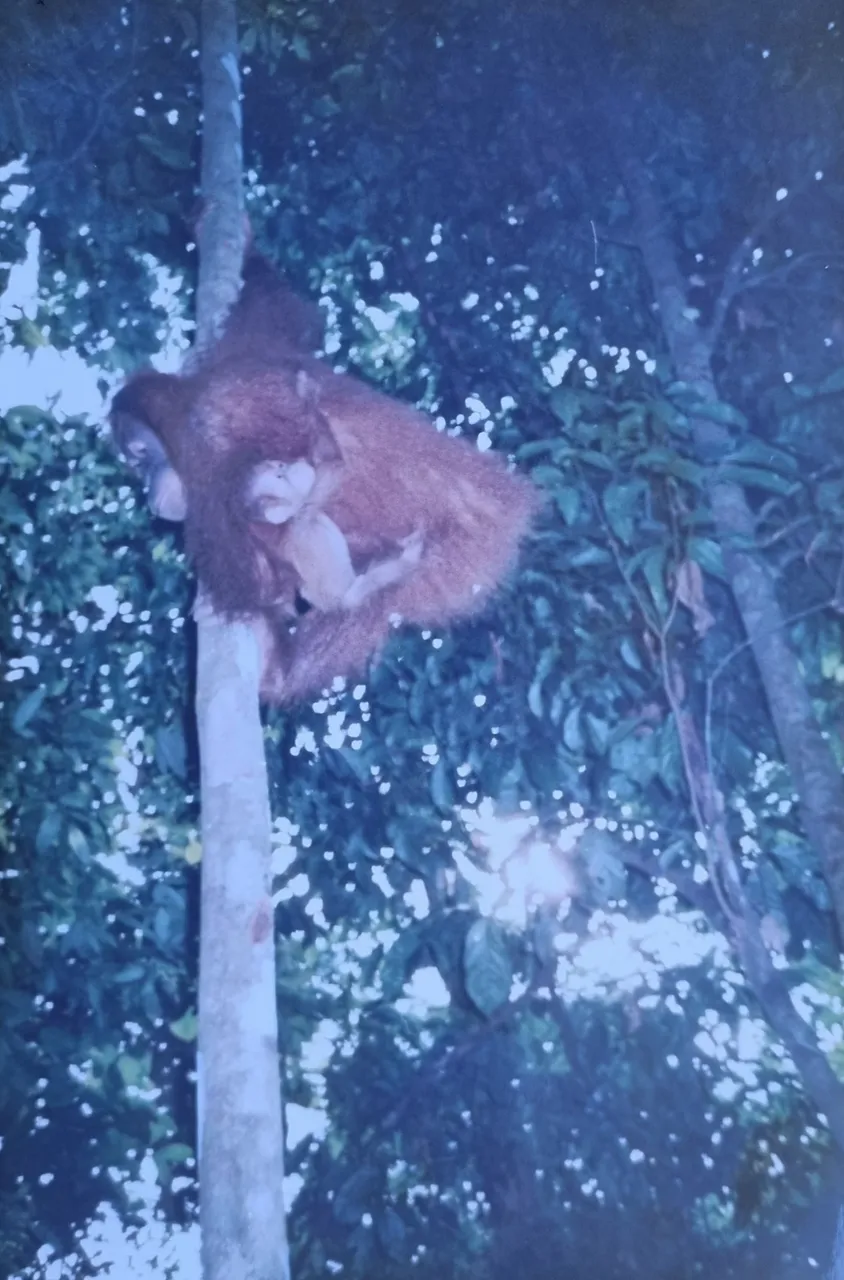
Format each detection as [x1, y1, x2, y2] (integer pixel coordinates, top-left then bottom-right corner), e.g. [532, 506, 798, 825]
[527, 646, 559, 719]
[117, 1053, 151, 1087]
[114, 964, 146, 984]
[693, 400, 748, 429]
[407, 676, 428, 725]
[380, 928, 424, 1001]
[548, 387, 580, 428]
[4, 405, 46, 431]
[578, 450, 614, 472]
[338, 745, 373, 784]
[12, 685, 47, 732]
[562, 705, 583, 753]
[335, 1167, 378, 1225]
[585, 713, 610, 753]
[638, 545, 669, 616]
[464, 918, 512, 1017]
[687, 537, 725, 579]
[20, 922, 43, 967]
[378, 1206, 408, 1260]
[618, 406, 647, 432]
[430, 758, 454, 811]
[153, 907, 172, 945]
[155, 724, 187, 779]
[635, 448, 704, 485]
[527, 679, 543, 719]
[603, 480, 645, 545]
[137, 134, 192, 171]
[718, 465, 797, 496]
[531, 594, 554, 624]
[531, 464, 568, 489]
[331, 63, 365, 88]
[524, 739, 566, 792]
[725, 441, 798, 475]
[67, 825, 91, 862]
[659, 839, 687, 870]
[578, 828, 626, 903]
[666, 385, 747, 429]
[153, 1143, 194, 1179]
[619, 639, 642, 670]
[518, 440, 556, 460]
[650, 398, 690, 433]
[609, 733, 658, 786]
[817, 366, 844, 396]
[169, 1011, 198, 1043]
[554, 486, 581, 525]
[566, 545, 612, 569]
[35, 810, 62, 855]
[657, 721, 683, 794]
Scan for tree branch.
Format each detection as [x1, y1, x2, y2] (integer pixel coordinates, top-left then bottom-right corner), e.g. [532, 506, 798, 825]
[706, 179, 821, 350]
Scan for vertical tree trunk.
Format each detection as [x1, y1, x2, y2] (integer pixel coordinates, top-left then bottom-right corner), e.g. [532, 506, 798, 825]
[196, 617, 288, 1280]
[829, 1209, 844, 1280]
[194, 1, 289, 1277]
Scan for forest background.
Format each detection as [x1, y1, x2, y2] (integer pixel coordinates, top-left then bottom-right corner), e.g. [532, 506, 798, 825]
[2, 0, 844, 1276]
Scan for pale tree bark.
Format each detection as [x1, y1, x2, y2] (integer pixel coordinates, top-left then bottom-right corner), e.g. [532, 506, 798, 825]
[588, 99, 844, 1149]
[650, 679, 844, 1150]
[828, 1209, 844, 1280]
[624, 827, 844, 1151]
[194, 1, 289, 1277]
[611, 136, 844, 940]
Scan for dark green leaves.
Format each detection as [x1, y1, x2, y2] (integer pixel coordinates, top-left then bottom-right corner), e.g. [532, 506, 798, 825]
[464, 919, 513, 1017]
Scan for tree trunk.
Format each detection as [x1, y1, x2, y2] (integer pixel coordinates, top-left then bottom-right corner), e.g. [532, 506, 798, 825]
[196, 616, 288, 1280]
[828, 1209, 844, 1280]
[193, 1, 289, 1277]
[615, 148, 844, 940]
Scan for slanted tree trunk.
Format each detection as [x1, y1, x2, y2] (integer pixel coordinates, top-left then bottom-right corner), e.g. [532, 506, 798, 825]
[589, 97, 844, 1150]
[193, 1, 289, 1277]
[613, 137, 844, 941]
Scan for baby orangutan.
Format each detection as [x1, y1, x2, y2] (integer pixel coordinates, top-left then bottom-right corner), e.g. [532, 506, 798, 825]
[244, 454, 423, 612]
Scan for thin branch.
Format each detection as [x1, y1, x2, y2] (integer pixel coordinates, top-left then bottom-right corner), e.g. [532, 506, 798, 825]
[706, 178, 818, 350]
[703, 598, 835, 797]
[33, 0, 140, 182]
[720, 251, 844, 310]
[591, 493, 663, 640]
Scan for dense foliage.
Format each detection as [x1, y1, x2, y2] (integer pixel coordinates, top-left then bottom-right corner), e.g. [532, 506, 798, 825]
[2, 0, 844, 1276]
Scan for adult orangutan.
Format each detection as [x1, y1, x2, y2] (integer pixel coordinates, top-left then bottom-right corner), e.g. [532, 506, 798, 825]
[111, 255, 539, 703]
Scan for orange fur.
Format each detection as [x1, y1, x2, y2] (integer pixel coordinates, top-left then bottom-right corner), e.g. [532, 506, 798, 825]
[112, 257, 539, 703]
